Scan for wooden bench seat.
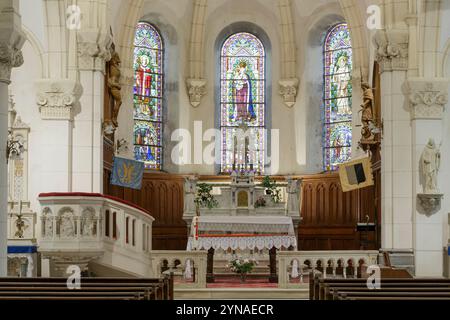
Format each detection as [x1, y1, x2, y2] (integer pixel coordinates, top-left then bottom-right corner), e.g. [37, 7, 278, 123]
[329, 287, 450, 300]
[337, 291, 450, 300]
[321, 283, 450, 300]
[310, 271, 450, 301]
[0, 275, 174, 300]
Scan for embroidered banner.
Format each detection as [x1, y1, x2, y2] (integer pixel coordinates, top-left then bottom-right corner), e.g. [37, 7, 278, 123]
[111, 157, 144, 190]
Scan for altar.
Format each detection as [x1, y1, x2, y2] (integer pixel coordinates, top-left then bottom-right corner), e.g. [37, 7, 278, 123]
[183, 171, 302, 283]
[187, 216, 297, 251]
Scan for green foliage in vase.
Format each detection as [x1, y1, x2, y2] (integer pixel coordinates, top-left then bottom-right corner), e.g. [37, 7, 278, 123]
[261, 176, 282, 203]
[194, 183, 218, 209]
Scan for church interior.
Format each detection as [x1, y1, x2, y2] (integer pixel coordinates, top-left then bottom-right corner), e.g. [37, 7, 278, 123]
[2, 0, 450, 302]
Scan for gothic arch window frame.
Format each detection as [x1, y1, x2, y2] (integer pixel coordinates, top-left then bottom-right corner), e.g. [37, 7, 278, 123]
[133, 21, 165, 170]
[215, 22, 272, 175]
[322, 22, 353, 171]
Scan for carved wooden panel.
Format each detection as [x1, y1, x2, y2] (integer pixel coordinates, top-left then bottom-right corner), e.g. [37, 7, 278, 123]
[104, 171, 379, 251]
[298, 173, 377, 250]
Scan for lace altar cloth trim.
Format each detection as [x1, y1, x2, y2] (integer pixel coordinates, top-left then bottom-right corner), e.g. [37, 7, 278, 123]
[187, 235, 297, 251]
[192, 216, 295, 235]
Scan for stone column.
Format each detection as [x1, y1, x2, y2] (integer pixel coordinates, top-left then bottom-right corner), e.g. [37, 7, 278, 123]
[75, 30, 112, 193]
[407, 78, 448, 277]
[35, 79, 81, 192]
[186, 0, 208, 107]
[0, 0, 25, 276]
[374, 29, 412, 250]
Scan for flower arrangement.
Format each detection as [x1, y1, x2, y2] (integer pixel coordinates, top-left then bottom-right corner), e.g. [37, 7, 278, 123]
[254, 196, 266, 208]
[261, 176, 282, 203]
[194, 183, 218, 209]
[227, 258, 258, 281]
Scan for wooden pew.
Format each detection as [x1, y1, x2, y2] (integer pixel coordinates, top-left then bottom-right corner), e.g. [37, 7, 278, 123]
[337, 291, 450, 300]
[0, 275, 174, 301]
[310, 271, 450, 301]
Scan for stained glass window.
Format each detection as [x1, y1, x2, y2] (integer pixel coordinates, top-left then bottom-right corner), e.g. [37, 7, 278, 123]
[323, 23, 353, 171]
[220, 32, 265, 174]
[133, 22, 163, 170]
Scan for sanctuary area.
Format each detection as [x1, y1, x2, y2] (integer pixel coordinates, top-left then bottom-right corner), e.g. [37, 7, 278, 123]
[1, 0, 450, 301]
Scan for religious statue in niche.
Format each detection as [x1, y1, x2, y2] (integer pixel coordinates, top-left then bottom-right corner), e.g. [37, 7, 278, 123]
[108, 51, 122, 127]
[332, 54, 351, 115]
[82, 213, 95, 237]
[60, 211, 75, 237]
[420, 138, 441, 194]
[14, 214, 27, 238]
[44, 215, 53, 238]
[232, 61, 256, 123]
[360, 81, 375, 141]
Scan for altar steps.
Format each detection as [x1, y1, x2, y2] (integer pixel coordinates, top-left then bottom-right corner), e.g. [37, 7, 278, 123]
[174, 287, 309, 300]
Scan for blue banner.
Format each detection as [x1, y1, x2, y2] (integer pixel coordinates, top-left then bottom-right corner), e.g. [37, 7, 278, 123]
[111, 157, 144, 190]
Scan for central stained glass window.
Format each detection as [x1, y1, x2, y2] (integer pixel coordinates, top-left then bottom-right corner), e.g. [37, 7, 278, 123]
[133, 22, 163, 170]
[323, 23, 353, 171]
[220, 32, 265, 174]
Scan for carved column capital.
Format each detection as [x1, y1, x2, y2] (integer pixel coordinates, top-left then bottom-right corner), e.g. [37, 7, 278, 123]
[279, 78, 299, 108]
[186, 78, 207, 107]
[77, 30, 113, 72]
[373, 30, 409, 73]
[35, 79, 82, 120]
[0, 41, 24, 83]
[406, 78, 449, 120]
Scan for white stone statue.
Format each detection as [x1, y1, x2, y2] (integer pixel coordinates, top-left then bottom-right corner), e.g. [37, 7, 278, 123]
[421, 138, 441, 194]
[60, 212, 75, 237]
[82, 218, 94, 237]
[44, 216, 53, 238]
[184, 176, 197, 214]
[286, 176, 300, 214]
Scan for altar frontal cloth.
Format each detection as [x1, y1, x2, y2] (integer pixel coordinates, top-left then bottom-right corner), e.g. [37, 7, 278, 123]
[187, 216, 297, 251]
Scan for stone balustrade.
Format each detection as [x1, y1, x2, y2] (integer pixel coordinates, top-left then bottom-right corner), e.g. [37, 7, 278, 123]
[37, 192, 154, 276]
[151, 250, 208, 288]
[278, 250, 379, 288]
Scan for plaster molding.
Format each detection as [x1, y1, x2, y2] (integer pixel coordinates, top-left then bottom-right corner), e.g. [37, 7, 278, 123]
[35, 79, 82, 120]
[407, 78, 449, 120]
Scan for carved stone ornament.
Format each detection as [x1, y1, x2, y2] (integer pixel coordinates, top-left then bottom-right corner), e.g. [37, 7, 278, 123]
[279, 78, 299, 108]
[35, 79, 82, 120]
[407, 78, 449, 120]
[77, 31, 113, 71]
[417, 193, 443, 215]
[186, 78, 207, 107]
[373, 30, 408, 72]
[0, 41, 24, 83]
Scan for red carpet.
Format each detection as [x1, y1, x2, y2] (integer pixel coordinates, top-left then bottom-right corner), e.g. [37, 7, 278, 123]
[207, 277, 278, 288]
[174, 275, 310, 288]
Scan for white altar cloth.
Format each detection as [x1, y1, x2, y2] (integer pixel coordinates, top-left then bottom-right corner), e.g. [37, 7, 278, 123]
[187, 216, 297, 251]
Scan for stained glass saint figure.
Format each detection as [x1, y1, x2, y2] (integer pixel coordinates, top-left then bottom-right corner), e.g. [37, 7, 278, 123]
[133, 22, 163, 170]
[233, 61, 256, 122]
[323, 23, 353, 171]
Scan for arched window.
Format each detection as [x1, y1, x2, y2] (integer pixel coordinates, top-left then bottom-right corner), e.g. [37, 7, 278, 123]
[323, 23, 352, 171]
[220, 32, 266, 174]
[133, 22, 164, 170]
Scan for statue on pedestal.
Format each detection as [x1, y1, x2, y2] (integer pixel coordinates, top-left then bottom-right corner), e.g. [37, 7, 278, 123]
[286, 176, 300, 214]
[184, 176, 198, 214]
[360, 81, 375, 142]
[421, 138, 441, 194]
